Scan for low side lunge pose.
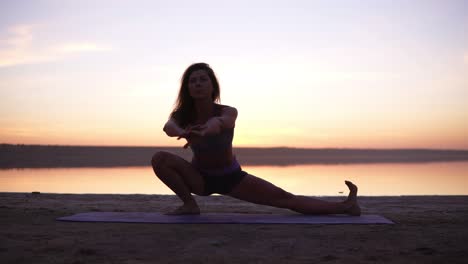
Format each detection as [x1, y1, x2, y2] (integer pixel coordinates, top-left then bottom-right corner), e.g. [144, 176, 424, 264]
[151, 62, 361, 216]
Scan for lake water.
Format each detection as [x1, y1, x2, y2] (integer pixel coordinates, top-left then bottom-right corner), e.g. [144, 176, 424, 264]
[1, 161, 467, 196]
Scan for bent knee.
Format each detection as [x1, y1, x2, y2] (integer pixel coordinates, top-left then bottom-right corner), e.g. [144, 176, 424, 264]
[151, 151, 172, 169]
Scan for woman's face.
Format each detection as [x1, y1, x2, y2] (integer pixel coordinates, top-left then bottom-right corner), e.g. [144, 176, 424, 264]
[188, 69, 213, 100]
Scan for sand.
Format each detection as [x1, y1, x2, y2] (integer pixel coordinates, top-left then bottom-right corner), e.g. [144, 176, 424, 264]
[1, 193, 468, 263]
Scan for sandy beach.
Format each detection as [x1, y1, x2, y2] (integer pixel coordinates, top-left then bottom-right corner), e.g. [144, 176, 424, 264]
[1, 193, 467, 263]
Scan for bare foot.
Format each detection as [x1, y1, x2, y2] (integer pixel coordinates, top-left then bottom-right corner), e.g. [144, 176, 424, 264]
[343, 180, 361, 216]
[165, 203, 200, 215]
[345, 180, 358, 203]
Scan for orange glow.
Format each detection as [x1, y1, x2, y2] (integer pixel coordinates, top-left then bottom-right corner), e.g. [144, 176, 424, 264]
[1, 162, 467, 196]
[2, 125, 468, 149]
[244, 162, 468, 196]
[1, 1, 467, 151]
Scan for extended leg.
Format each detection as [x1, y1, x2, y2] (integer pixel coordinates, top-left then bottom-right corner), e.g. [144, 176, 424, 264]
[228, 174, 360, 215]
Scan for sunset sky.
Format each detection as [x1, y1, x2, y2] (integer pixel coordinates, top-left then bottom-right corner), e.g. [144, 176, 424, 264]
[1, 0, 467, 149]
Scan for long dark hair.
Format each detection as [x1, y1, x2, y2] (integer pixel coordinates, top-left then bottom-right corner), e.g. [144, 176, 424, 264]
[169, 62, 221, 128]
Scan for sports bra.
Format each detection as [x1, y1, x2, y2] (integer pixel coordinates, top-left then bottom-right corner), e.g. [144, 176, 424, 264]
[189, 105, 235, 167]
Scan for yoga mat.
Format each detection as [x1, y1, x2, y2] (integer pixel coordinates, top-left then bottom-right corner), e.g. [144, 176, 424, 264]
[57, 212, 394, 224]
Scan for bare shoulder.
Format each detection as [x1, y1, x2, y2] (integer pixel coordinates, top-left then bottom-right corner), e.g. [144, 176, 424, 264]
[217, 104, 238, 115]
[215, 104, 238, 129]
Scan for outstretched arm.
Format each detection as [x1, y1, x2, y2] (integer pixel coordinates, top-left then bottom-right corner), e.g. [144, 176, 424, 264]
[167, 107, 238, 148]
[193, 107, 238, 136]
[163, 118, 185, 137]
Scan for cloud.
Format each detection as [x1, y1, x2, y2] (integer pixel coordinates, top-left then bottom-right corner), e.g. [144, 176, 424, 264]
[55, 43, 112, 54]
[0, 24, 38, 67]
[0, 24, 112, 68]
[2, 24, 34, 47]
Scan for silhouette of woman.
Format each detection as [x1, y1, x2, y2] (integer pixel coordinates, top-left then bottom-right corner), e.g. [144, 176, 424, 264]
[151, 62, 361, 215]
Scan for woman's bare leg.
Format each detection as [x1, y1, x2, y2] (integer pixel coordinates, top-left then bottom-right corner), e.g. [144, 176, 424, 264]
[151, 151, 205, 214]
[228, 174, 361, 215]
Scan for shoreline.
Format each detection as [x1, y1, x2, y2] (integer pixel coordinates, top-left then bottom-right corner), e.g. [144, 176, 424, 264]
[1, 193, 468, 263]
[2, 144, 468, 168]
[3, 191, 468, 197]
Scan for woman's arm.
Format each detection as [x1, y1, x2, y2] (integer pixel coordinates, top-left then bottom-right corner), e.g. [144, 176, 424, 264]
[163, 118, 185, 137]
[192, 107, 238, 136]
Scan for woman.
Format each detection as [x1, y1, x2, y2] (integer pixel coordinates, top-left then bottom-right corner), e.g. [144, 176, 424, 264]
[151, 62, 361, 216]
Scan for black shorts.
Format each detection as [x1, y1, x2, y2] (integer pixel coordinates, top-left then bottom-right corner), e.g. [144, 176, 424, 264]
[201, 167, 248, 195]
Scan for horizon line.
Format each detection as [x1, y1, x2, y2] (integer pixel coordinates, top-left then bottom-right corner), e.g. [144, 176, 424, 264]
[2, 143, 468, 152]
